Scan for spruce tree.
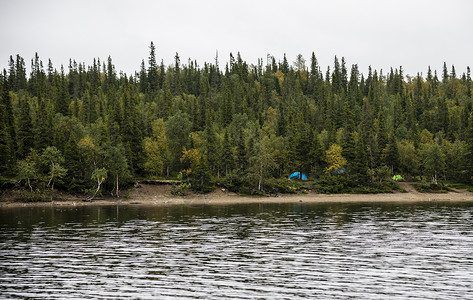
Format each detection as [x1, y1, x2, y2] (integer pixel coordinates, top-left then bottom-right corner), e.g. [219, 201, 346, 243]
[8, 56, 16, 91]
[442, 62, 449, 84]
[342, 104, 356, 171]
[0, 77, 11, 172]
[376, 110, 388, 167]
[352, 132, 369, 182]
[383, 134, 400, 175]
[221, 128, 234, 176]
[466, 114, 473, 184]
[147, 42, 158, 92]
[139, 59, 147, 93]
[173, 52, 181, 95]
[1, 72, 16, 164]
[15, 55, 27, 91]
[281, 54, 289, 74]
[308, 129, 324, 177]
[467, 66, 471, 98]
[17, 95, 34, 158]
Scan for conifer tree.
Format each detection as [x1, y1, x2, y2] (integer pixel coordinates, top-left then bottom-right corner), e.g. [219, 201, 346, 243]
[281, 54, 289, 74]
[139, 59, 147, 93]
[35, 97, 53, 150]
[15, 55, 27, 90]
[0, 76, 11, 171]
[442, 62, 449, 84]
[466, 114, 473, 184]
[221, 128, 234, 176]
[376, 110, 388, 167]
[147, 42, 158, 92]
[173, 52, 181, 95]
[160, 78, 173, 118]
[466, 66, 471, 98]
[17, 94, 34, 158]
[8, 56, 16, 90]
[383, 134, 400, 175]
[1, 72, 17, 164]
[308, 129, 324, 176]
[235, 126, 247, 173]
[352, 132, 369, 182]
[340, 57, 348, 94]
[342, 103, 356, 171]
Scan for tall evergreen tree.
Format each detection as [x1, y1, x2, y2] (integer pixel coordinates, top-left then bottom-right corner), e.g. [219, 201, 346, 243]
[173, 52, 181, 95]
[147, 41, 158, 92]
[466, 114, 473, 184]
[139, 59, 148, 93]
[383, 133, 400, 175]
[0, 72, 16, 164]
[352, 132, 369, 182]
[442, 62, 449, 84]
[17, 95, 34, 158]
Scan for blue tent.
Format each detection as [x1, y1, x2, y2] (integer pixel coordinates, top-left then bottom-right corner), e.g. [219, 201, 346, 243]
[330, 168, 345, 175]
[289, 172, 308, 180]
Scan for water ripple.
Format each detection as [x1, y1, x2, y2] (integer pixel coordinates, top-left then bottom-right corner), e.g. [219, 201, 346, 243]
[1, 203, 473, 299]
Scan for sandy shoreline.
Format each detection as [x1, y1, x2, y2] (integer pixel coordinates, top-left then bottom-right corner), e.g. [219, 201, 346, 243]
[1, 183, 473, 208]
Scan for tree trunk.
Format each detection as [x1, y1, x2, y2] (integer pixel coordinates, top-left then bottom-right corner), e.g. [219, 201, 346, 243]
[27, 178, 32, 193]
[432, 172, 438, 185]
[88, 179, 102, 201]
[258, 162, 263, 191]
[116, 174, 119, 197]
[50, 182, 54, 201]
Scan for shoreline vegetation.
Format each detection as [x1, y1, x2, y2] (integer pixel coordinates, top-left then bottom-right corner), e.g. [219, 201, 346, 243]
[1, 43, 473, 203]
[2, 182, 473, 208]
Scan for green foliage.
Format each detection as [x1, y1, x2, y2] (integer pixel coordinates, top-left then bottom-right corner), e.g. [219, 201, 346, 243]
[313, 174, 399, 194]
[263, 178, 306, 194]
[446, 182, 473, 192]
[171, 172, 191, 196]
[101, 142, 130, 197]
[41, 146, 67, 191]
[314, 174, 353, 194]
[398, 140, 420, 176]
[16, 158, 37, 192]
[383, 134, 400, 174]
[90, 167, 107, 198]
[166, 110, 191, 169]
[180, 148, 214, 193]
[413, 182, 451, 193]
[13, 189, 48, 202]
[421, 143, 445, 184]
[248, 132, 278, 191]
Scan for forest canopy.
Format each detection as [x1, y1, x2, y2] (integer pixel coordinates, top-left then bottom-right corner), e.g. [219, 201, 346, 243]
[1, 42, 472, 196]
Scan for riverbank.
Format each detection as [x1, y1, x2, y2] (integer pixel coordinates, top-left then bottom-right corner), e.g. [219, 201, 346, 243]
[2, 182, 473, 208]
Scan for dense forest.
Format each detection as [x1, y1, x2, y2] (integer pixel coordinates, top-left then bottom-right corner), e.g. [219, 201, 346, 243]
[1, 42, 473, 198]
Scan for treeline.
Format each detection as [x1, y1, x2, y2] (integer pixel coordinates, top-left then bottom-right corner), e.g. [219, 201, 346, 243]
[1, 42, 473, 196]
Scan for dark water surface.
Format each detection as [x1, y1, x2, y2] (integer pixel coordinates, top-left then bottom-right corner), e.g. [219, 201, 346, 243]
[1, 202, 473, 299]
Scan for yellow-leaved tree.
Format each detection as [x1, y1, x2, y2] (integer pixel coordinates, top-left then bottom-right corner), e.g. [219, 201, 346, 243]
[144, 119, 170, 177]
[324, 144, 347, 175]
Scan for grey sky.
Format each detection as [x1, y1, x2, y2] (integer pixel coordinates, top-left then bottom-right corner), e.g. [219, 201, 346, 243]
[1, 0, 472, 77]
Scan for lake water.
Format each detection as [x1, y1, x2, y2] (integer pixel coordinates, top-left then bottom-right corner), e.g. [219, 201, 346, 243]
[1, 202, 473, 299]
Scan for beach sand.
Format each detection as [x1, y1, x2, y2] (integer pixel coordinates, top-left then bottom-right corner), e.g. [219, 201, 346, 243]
[2, 182, 473, 208]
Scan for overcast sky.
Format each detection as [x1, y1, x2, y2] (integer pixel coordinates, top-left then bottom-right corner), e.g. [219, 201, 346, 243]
[1, 0, 472, 78]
